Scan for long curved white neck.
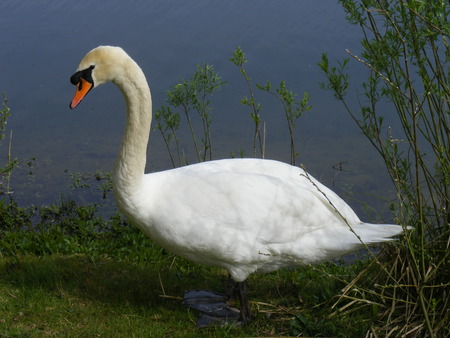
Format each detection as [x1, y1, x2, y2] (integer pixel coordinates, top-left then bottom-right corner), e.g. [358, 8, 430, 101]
[112, 59, 152, 208]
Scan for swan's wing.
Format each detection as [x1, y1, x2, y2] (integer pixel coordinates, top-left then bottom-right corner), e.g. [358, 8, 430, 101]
[192, 158, 362, 225]
[136, 165, 358, 267]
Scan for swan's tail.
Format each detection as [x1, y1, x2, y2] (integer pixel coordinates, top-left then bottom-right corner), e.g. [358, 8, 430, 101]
[351, 223, 409, 245]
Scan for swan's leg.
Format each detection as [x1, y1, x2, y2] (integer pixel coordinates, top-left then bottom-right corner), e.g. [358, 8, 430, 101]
[235, 280, 253, 324]
[226, 275, 253, 324]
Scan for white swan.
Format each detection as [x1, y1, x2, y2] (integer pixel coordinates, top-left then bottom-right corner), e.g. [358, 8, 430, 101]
[69, 46, 405, 323]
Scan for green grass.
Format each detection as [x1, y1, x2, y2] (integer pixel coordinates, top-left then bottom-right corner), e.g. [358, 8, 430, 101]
[0, 179, 404, 336]
[1, 255, 232, 337]
[0, 254, 367, 337]
[1, 255, 237, 337]
[0, 197, 392, 336]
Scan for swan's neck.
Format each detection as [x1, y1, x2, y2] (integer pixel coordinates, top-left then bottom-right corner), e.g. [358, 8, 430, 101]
[112, 60, 152, 208]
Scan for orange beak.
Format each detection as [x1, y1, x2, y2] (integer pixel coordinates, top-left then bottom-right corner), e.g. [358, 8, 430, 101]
[70, 78, 93, 109]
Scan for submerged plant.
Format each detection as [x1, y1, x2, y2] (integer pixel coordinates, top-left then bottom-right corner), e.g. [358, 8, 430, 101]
[65, 169, 113, 200]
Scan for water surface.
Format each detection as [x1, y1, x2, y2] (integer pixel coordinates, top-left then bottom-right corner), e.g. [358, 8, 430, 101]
[1, 0, 397, 219]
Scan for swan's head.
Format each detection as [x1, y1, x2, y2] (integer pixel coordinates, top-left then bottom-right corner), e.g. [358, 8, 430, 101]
[69, 46, 131, 109]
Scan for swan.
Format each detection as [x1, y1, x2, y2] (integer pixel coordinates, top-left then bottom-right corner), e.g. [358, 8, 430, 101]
[69, 45, 406, 324]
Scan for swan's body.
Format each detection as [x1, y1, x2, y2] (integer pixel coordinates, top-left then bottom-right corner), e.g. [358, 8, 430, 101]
[129, 158, 401, 281]
[70, 46, 405, 323]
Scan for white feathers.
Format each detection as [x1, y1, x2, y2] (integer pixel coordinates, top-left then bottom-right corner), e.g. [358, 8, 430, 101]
[73, 46, 406, 284]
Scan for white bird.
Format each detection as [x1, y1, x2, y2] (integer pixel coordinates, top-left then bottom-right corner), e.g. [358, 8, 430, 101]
[69, 46, 406, 324]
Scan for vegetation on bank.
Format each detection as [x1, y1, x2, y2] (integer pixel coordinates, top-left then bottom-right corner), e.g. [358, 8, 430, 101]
[318, 1, 449, 336]
[1, 0, 448, 336]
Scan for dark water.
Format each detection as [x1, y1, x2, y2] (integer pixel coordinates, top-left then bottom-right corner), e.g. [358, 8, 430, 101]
[1, 1, 398, 220]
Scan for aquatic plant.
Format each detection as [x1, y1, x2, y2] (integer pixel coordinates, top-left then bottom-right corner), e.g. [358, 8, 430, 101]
[257, 80, 311, 165]
[154, 105, 181, 167]
[230, 47, 265, 158]
[156, 63, 225, 166]
[0, 94, 18, 195]
[231, 47, 312, 165]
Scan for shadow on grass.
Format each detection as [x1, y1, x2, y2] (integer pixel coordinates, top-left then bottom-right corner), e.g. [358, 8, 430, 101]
[1, 254, 226, 310]
[0, 254, 369, 336]
[0, 254, 277, 336]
